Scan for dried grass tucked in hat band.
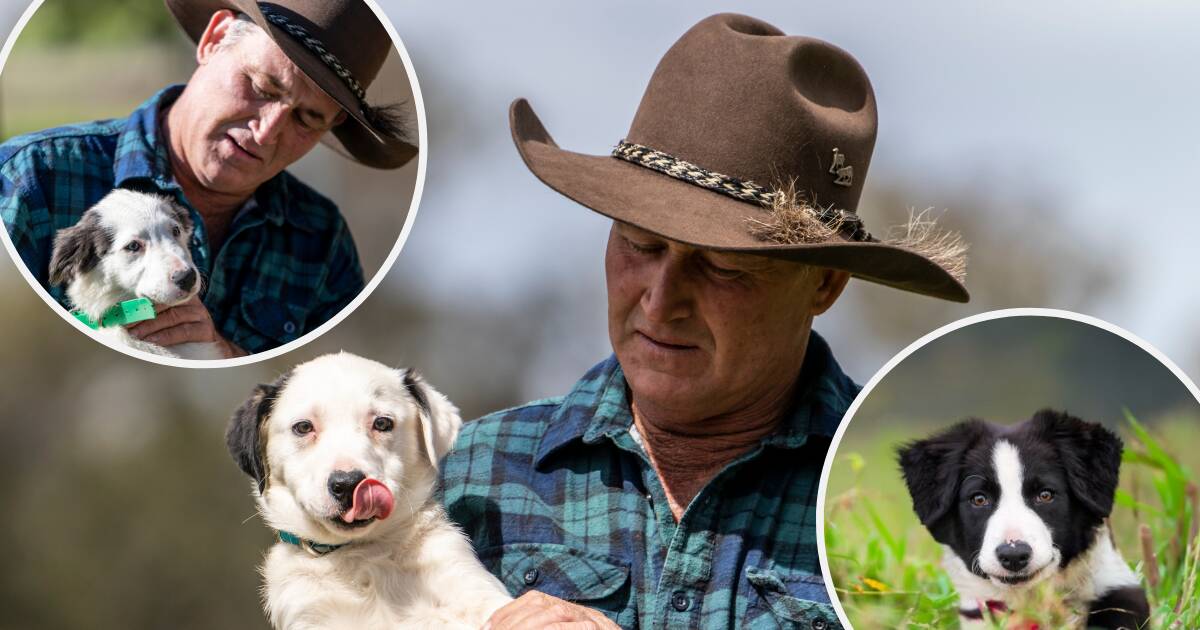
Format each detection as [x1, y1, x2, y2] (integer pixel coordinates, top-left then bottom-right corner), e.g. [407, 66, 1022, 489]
[747, 183, 969, 283]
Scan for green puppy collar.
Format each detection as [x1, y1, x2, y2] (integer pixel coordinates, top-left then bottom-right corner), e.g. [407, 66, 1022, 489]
[72, 297, 157, 330]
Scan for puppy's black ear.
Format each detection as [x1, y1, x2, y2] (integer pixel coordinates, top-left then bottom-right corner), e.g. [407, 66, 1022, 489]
[897, 419, 991, 532]
[1028, 409, 1123, 518]
[49, 212, 111, 287]
[402, 369, 463, 468]
[227, 372, 290, 494]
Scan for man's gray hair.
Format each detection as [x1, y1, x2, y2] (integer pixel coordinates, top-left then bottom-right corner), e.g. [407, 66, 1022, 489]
[214, 13, 265, 52]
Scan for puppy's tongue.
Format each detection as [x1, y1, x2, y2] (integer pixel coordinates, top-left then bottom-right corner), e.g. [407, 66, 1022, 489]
[341, 478, 393, 523]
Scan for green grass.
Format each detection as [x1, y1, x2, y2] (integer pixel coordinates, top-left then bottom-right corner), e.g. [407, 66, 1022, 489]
[824, 415, 1198, 628]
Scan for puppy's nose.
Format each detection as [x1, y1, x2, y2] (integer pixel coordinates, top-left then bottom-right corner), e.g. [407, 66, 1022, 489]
[996, 541, 1032, 571]
[328, 470, 366, 510]
[173, 268, 197, 292]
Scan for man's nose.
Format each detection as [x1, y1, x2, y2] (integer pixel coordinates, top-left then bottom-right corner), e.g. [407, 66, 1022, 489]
[641, 256, 692, 323]
[250, 102, 288, 146]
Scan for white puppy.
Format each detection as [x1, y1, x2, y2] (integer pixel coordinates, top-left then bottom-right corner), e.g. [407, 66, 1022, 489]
[49, 189, 221, 360]
[227, 352, 512, 630]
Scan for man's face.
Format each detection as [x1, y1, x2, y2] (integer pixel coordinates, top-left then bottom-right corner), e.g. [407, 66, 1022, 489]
[173, 13, 346, 197]
[606, 222, 848, 423]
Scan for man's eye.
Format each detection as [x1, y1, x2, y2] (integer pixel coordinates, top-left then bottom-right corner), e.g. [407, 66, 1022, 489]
[706, 263, 744, 280]
[625, 238, 660, 254]
[124, 241, 142, 253]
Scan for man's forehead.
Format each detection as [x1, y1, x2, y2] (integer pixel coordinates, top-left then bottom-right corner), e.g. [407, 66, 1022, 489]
[231, 28, 341, 115]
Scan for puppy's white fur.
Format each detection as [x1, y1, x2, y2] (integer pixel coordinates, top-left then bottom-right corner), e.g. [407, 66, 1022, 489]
[49, 189, 220, 360]
[236, 353, 511, 630]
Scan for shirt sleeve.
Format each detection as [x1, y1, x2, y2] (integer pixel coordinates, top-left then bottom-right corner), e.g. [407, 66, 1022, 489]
[308, 216, 366, 328]
[0, 148, 56, 293]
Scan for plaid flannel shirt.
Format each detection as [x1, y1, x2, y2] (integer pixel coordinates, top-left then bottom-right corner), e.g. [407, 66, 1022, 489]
[0, 85, 365, 354]
[440, 331, 859, 629]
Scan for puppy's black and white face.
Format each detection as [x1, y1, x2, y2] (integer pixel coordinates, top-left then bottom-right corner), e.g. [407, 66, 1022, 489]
[50, 189, 199, 312]
[227, 353, 463, 544]
[898, 410, 1123, 590]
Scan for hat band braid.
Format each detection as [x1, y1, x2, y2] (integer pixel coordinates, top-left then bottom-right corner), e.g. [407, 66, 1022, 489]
[612, 141, 870, 242]
[258, 4, 367, 104]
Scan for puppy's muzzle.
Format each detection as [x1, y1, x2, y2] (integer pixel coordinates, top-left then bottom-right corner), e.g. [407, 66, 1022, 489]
[328, 470, 366, 511]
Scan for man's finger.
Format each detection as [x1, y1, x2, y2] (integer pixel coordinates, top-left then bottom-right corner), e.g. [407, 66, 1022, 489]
[143, 321, 212, 347]
[127, 303, 203, 337]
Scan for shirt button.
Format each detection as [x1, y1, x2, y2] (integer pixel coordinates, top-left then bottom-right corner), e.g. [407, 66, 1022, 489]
[811, 618, 828, 630]
[670, 591, 691, 612]
[283, 321, 296, 335]
[523, 568, 539, 586]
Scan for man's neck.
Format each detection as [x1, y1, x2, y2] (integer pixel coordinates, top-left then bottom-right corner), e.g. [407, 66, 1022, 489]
[631, 373, 800, 522]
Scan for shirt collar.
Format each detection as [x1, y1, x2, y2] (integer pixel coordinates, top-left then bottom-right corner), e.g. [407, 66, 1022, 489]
[113, 84, 320, 232]
[534, 330, 860, 467]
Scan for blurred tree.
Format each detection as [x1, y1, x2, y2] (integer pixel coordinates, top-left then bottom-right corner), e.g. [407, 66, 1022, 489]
[18, 0, 179, 47]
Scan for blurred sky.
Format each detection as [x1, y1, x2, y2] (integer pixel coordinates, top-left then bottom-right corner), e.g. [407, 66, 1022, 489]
[1, 1, 1199, 385]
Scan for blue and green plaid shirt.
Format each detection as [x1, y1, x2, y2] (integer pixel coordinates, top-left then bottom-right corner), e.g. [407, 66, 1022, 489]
[441, 331, 859, 629]
[0, 85, 364, 354]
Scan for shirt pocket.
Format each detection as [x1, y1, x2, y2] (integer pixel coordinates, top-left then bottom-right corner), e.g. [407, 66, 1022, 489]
[477, 543, 631, 613]
[236, 289, 311, 348]
[744, 567, 842, 630]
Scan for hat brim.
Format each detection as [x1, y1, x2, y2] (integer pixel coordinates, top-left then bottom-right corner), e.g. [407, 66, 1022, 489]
[509, 98, 969, 303]
[165, 0, 417, 169]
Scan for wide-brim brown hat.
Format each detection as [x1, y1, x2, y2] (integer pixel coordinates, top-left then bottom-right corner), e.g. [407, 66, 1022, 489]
[511, 13, 968, 302]
[166, 0, 417, 169]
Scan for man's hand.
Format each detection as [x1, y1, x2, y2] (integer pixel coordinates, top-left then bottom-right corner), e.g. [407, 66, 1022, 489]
[483, 591, 619, 630]
[126, 295, 246, 358]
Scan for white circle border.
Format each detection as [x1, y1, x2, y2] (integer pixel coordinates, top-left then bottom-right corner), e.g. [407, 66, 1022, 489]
[815, 307, 1200, 628]
[0, 0, 428, 369]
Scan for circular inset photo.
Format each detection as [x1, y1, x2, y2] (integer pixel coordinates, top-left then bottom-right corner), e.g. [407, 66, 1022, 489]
[821, 309, 1198, 629]
[0, 0, 425, 366]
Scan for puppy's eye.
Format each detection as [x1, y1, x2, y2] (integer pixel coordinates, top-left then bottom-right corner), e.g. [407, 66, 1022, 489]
[172, 225, 182, 238]
[1035, 489, 1054, 504]
[291, 420, 314, 436]
[969, 493, 991, 508]
[372, 416, 394, 432]
[124, 241, 142, 253]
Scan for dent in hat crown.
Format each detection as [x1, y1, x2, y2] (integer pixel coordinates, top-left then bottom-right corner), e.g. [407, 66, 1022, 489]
[625, 13, 878, 215]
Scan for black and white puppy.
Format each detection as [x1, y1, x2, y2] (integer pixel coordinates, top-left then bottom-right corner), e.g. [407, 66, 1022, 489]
[227, 352, 511, 630]
[897, 409, 1150, 629]
[49, 189, 220, 360]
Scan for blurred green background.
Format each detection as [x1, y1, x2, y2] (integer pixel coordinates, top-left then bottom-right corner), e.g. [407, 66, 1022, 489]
[2, 1, 1200, 629]
[825, 315, 1199, 628]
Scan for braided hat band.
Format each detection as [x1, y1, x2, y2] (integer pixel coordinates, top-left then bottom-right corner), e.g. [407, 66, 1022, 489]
[612, 141, 872, 243]
[259, 4, 368, 106]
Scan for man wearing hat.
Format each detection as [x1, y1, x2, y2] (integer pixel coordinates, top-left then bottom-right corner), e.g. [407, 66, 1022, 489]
[0, 0, 415, 357]
[440, 13, 968, 629]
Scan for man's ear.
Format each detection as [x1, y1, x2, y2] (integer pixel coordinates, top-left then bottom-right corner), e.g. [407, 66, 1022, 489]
[196, 9, 238, 64]
[1028, 409, 1124, 518]
[49, 212, 110, 287]
[896, 419, 991, 540]
[810, 268, 851, 315]
[226, 371, 290, 494]
[403, 369, 463, 469]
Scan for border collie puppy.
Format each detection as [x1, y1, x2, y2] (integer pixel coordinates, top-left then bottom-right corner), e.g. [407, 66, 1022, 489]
[227, 353, 512, 630]
[48, 189, 220, 360]
[897, 409, 1150, 629]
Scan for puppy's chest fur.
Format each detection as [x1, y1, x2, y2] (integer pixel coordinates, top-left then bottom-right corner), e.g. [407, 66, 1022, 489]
[262, 506, 510, 630]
